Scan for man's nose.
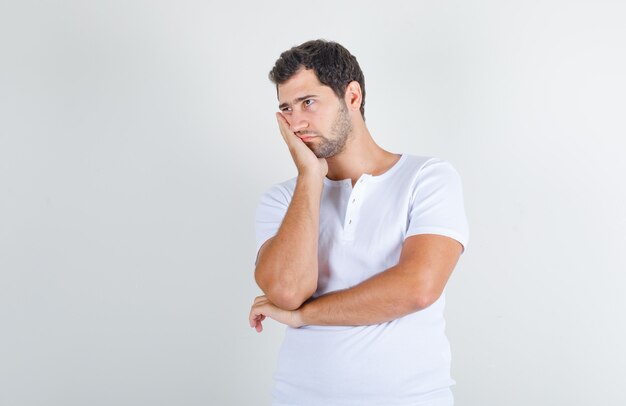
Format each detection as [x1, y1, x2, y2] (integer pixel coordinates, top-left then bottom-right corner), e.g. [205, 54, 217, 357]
[289, 112, 309, 133]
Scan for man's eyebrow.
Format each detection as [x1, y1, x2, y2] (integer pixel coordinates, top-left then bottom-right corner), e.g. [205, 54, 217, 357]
[278, 94, 319, 110]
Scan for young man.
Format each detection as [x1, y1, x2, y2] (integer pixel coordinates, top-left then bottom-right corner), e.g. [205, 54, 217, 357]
[249, 40, 469, 406]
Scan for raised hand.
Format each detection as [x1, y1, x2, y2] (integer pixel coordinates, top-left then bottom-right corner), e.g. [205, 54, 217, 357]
[276, 112, 328, 180]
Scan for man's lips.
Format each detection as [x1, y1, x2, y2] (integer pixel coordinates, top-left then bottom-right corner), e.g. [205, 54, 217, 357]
[298, 135, 318, 142]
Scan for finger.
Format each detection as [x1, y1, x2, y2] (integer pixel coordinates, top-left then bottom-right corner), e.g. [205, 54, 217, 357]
[255, 319, 263, 333]
[276, 112, 296, 143]
[249, 308, 263, 327]
[276, 111, 289, 128]
[249, 302, 269, 326]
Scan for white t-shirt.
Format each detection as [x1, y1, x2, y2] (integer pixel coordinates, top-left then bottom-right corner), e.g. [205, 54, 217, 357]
[255, 154, 469, 406]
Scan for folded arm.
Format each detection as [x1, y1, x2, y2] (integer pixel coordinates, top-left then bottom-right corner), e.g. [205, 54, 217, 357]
[250, 233, 463, 331]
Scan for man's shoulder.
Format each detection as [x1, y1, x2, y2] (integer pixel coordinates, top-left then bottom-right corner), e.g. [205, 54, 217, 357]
[275, 176, 298, 191]
[398, 154, 457, 177]
[259, 176, 298, 202]
[401, 153, 439, 168]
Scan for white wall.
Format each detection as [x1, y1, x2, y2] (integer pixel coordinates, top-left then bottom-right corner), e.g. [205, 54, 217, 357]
[1, 1, 624, 405]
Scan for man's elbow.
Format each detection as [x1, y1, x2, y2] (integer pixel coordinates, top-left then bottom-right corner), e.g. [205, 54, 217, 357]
[255, 271, 315, 310]
[409, 288, 442, 312]
[266, 288, 311, 311]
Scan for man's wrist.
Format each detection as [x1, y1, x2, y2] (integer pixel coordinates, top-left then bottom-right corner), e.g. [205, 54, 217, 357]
[293, 303, 309, 328]
[297, 171, 325, 185]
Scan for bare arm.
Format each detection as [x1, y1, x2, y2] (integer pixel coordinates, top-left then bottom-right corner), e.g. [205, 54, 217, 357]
[250, 234, 463, 330]
[254, 113, 327, 310]
[255, 174, 323, 310]
[297, 234, 462, 325]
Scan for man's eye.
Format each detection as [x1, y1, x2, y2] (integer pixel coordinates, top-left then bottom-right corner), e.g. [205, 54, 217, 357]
[281, 107, 292, 113]
[304, 99, 314, 107]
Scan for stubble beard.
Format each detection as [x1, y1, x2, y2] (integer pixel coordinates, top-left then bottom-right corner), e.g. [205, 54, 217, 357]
[309, 103, 352, 159]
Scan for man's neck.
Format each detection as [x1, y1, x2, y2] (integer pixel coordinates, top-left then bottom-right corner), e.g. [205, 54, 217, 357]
[325, 125, 400, 186]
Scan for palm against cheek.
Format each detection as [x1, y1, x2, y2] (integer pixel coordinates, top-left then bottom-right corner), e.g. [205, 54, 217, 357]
[276, 113, 328, 177]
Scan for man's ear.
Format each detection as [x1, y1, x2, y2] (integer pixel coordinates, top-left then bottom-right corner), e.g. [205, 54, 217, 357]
[343, 81, 363, 113]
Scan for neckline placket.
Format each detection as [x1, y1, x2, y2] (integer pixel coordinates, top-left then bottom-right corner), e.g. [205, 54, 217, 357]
[342, 174, 371, 241]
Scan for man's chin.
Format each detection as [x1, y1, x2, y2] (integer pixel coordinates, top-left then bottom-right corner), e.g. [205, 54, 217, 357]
[308, 146, 326, 159]
[309, 139, 346, 159]
[314, 151, 340, 159]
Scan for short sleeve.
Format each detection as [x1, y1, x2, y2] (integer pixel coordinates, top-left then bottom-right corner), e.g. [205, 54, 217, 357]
[405, 159, 469, 252]
[254, 182, 293, 265]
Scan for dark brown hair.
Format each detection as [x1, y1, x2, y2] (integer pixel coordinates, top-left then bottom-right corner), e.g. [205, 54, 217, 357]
[269, 39, 366, 118]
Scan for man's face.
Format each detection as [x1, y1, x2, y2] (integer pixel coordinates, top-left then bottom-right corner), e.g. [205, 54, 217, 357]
[277, 69, 352, 159]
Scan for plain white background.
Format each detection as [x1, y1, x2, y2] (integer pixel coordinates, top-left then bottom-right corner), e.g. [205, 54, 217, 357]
[1, 1, 625, 405]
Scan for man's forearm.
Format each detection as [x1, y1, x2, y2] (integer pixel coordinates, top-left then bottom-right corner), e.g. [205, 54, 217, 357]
[295, 263, 431, 326]
[251, 235, 461, 331]
[255, 173, 323, 310]
[293, 235, 461, 326]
